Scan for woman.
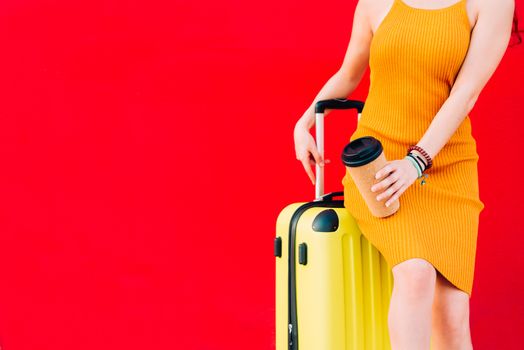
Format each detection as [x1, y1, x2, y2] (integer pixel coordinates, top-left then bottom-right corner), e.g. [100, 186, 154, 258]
[293, 0, 518, 348]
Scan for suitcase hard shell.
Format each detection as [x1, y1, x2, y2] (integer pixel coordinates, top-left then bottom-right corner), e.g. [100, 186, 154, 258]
[274, 99, 394, 350]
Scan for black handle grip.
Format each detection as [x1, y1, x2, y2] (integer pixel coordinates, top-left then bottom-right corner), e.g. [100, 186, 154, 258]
[314, 98, 364, 114]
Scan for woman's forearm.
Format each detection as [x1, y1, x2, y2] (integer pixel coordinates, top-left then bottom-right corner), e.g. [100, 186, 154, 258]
[295, 71, 361, 131]
[415, 88, 476, 162]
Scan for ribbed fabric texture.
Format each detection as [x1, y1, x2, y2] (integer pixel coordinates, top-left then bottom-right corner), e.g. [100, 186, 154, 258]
[342, 0, 485, 298]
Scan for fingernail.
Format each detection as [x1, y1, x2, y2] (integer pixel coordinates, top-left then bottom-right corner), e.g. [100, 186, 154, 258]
[386, 202, 390, 207]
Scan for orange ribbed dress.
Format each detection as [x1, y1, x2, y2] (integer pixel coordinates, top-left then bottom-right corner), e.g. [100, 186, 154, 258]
[341, 0, 485, 298]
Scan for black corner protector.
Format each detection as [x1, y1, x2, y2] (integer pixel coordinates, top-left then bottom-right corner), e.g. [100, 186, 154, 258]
[298, 243, 307, 265]
[312, 209, 339, 232]
[274, 236, 282, 257]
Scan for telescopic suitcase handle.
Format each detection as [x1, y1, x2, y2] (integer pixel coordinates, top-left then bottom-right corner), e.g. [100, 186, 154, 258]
[313, 98, 365, 201]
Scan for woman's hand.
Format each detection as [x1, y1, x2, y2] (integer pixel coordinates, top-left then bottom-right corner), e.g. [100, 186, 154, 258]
[371, 159, 420, 207]
[294, 124, 331, 185]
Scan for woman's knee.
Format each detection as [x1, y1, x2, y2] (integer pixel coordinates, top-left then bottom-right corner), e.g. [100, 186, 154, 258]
[391, 258, 437, 298]
[432, 273, 471, 339]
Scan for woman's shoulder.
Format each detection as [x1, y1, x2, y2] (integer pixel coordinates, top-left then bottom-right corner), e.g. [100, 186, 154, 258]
[474, 0, 514, 21]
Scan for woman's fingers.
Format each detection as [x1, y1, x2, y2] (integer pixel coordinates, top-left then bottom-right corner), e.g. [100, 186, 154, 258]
[374, 161, 393, 180]
[367, 159, 419, 206]
[309, 158, 330, 166]
[385, 185, 406, 207]
[371, 168, 400, 193]
[376, 178, 404, 201]
[298, 143, 331, 185]
[309, 146, 325, 166]
[301, 157, 315, 185]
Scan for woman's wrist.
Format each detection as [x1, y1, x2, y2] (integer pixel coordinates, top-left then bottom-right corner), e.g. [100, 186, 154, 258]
[409, 150, 427, 172]
[408, 145, 433, 170]
[295, 119, 308, 130]
[404, 155, 423, 177]
[406, 145, 432, 186]
[295, 113, 314, 132]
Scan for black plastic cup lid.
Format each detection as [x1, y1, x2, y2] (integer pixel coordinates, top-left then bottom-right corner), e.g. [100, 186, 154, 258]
[341, 136, 383, 167]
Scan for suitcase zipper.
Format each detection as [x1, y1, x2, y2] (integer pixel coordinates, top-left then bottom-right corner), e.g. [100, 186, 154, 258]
[287, 197, 344, 350]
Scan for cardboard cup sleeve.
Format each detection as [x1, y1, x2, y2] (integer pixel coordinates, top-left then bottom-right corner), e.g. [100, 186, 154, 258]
[342, 136, 400, 218]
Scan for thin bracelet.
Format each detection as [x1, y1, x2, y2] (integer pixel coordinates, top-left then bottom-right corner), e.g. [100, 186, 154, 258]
[408, 152, 426, 173]
[404, 155, 422, 177]
[405, 154, 429, 186]
[407, 154, 425, 178]
[408, 145, 433, 170]
[409, 151, 430, 186]
[414, 154, 428, 172]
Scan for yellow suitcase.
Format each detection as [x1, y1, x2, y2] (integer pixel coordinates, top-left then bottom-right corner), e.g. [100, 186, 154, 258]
[274, 99, 394, 350]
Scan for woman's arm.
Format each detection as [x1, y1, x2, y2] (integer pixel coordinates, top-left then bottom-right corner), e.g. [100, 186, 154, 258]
[293, 0, 374, 184]
[414, 0, 515, 161]
[372, 0, 515, 208]
[295, 0, 373, 131]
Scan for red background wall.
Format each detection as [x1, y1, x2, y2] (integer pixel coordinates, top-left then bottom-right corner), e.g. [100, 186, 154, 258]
[0, 0, 522, 349]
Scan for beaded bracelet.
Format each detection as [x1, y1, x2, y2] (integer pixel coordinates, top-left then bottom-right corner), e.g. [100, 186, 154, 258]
[408, 145, 433, 170]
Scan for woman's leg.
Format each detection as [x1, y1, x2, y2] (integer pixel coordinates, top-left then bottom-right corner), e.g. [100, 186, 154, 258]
[389, 258, 437, 350]
[430, 270, 473, 350]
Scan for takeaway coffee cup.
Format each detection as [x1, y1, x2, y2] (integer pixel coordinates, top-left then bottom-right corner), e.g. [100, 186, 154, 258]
[341, 136, 400, 217]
